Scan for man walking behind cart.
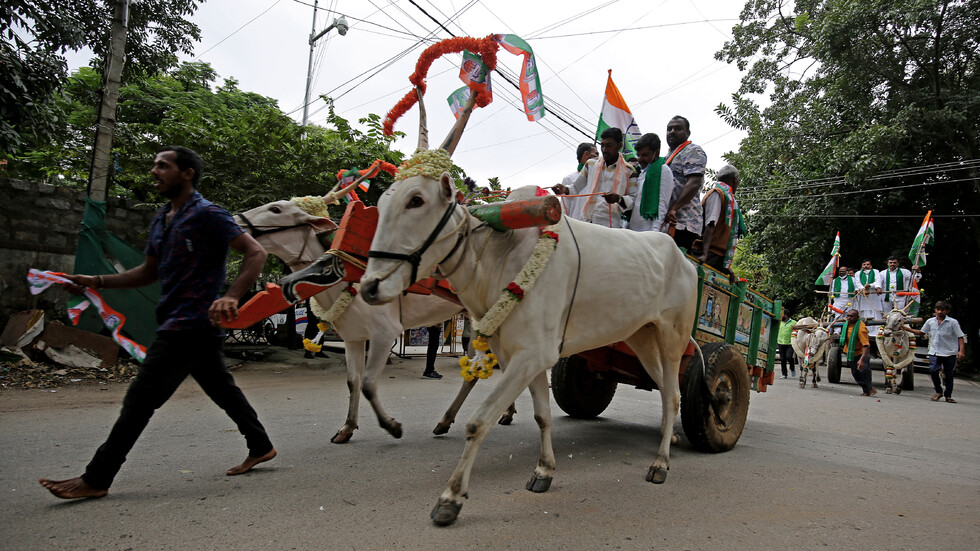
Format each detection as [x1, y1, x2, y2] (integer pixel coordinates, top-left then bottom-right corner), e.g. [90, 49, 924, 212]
[905, 301, 966, 403]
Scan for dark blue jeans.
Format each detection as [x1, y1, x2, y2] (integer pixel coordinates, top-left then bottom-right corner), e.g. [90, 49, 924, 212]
[929, 355, 957, 398]
[82, 329, 274, 489]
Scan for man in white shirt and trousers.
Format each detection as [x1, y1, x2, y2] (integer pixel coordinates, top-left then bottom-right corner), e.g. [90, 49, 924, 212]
[876, 255, 922, 312]
[854, 259, 883, 335]
[554, 127, 638, 228]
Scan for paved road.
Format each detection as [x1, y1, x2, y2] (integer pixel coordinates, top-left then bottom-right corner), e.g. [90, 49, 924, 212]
[2, 349, 977, 550]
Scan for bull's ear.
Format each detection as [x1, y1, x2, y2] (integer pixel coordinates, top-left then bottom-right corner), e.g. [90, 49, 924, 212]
[310, 217, 339, 233]
[439, 172, 455, 200]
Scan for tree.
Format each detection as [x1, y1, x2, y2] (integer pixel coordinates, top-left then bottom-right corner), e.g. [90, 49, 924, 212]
[12, 62, 406, 212]
[719, 0, 979, 365]
[0, 0, 203, 155]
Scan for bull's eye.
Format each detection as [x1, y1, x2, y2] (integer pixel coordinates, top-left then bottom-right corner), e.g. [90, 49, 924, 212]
[270, 206, 282, 214]
[407, 195, 424, 209]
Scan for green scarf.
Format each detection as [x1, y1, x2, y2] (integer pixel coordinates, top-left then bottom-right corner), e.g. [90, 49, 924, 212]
[832, 276, 854, 297]
[884, 269, 903, 302]
[639, 158, 666, 220]
[859, 269, 875, 286]
[839, 318, 864, 361]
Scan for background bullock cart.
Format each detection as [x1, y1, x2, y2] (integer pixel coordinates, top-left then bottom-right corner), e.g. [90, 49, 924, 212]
[552, 262, 781, 452]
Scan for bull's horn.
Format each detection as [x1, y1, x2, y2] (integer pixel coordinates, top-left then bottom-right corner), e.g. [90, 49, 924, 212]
[416, 86, 428, 151]
[439, 90, 478, 156]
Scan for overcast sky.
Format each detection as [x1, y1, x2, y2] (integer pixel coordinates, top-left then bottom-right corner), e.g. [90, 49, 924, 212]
[70, 0, 752, 190]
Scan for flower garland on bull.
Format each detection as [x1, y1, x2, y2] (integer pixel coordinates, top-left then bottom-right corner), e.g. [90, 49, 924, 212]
[458, 227, 560, 381]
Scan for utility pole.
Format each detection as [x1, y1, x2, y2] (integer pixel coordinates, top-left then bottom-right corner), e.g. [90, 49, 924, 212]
[88, 0, 130, 202]
[301, 0, 348, 126]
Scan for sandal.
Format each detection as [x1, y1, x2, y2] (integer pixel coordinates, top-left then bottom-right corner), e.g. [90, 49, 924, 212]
[945, 397, 957, 403]
[931, 394, 941, 401]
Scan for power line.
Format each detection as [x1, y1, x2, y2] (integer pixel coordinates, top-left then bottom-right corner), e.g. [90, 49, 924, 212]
[194, 0, 282, 59]
[530, 18, 739, 40]
[740, 175, 977, 203]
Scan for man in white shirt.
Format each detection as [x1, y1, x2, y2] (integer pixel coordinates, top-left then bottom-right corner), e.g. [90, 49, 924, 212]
[905, 300, 966, 403]
[876, 256, 921, 311]
[557, 143, 598, 221]
[553, 127, 637, 228]
[628, 133, 673, 232]
[830, 265, 861, 314]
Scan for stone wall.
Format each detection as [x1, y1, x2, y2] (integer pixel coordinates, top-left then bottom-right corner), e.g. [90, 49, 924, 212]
[0, 179, 158, 327]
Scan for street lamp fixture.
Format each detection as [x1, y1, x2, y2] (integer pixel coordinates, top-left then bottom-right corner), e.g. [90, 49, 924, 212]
[302, 9, 349, 126]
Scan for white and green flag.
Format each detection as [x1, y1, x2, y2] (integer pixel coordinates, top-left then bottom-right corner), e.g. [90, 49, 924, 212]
[492, 34, 545, 121]
[908, 211, 934, 267]
[814, 232, 840, 285]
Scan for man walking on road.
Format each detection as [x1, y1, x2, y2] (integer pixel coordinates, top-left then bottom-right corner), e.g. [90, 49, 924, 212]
[905, 300, 966, 403]
[39, 146, 277, 499]
[841, 308, 875, 396]
[777, 310, 797, 379]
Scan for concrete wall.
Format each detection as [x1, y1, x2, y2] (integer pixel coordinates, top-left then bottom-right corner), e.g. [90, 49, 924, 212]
[0, 179, 158, 327]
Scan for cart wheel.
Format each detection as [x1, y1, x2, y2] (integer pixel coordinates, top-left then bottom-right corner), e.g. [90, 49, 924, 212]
[263, 320, 279, 345]
[681, 342, 750, 453]
[827, 344, 842, 384]
[551, 355, 617, 419]
[900, 366, 914, 391]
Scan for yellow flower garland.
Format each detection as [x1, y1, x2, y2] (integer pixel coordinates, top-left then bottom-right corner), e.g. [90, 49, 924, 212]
[303, 338, 322, 353]
[459, 335, 498, 381]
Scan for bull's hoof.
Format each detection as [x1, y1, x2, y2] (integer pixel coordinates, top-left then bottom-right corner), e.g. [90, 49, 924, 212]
[885, 387, 893, 394]
[646, 465, 668, 484]
[894, 386, 902, 395]
[812, 382, 818, 389]
[432, 421, 452, 435]
[816, 374, 822, 382]
[525, 473, 552, 493]
[497, 413, 514, 426]
[799, 381, 805, 389]
[382, 420, 403, 439]
[430, 499, 463, 526]
[331, 428, 354, 444]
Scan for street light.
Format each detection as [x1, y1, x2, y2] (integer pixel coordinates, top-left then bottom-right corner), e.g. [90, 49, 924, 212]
[302, 4, 349, 127]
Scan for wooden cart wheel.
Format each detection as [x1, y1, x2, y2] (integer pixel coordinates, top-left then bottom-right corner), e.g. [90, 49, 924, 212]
[900, 365, 914, 391]
[827, 343, 842, 384]
[681, 342, 750, 453]
[551, 355, 617, 419]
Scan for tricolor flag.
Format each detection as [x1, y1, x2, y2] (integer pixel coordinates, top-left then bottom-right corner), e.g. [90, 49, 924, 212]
[493, 34, 545, 121]
[908, 211, 934, 267]
[814, 232, 841, 285]
[595, 70, 641, 157]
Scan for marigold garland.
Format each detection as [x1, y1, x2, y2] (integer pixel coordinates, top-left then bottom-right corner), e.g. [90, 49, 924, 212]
[459, 225, 561, 381]
[303, 338, 322, 353]
[317, 321, 331, 332]
[334, 159, 399, 182]
[383, 35, 499, 137]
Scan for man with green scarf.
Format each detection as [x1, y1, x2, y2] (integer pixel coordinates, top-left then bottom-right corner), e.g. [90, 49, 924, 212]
[698, 165, 746, 272]
[627, 133, 673, 232]
[841, 309, 875, 396]
[876, 256, 921, 311]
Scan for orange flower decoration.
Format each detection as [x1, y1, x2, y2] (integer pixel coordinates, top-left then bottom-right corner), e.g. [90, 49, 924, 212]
[383, 35, 499, 137]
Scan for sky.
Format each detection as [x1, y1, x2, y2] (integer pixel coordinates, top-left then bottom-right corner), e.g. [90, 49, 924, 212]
[69, 0, 753, 190]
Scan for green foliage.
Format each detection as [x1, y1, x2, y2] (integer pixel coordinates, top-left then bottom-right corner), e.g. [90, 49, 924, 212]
[9, 61, 405, 215]
[719, 0, 979, 363]
[1, 0, 203, 155]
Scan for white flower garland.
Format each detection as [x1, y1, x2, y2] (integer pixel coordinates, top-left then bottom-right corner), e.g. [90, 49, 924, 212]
[396, 148, 454, 181]
[310, 283, 359, 323]
[471, 225, 560, 337]
[459, 225, 560, 382]
[291, 195, 331, 217]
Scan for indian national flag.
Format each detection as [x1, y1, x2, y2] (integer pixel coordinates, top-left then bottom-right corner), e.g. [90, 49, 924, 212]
[595, 70, 641, 157]
[908, 211, 934, 266]
[814, 232, 840, 285]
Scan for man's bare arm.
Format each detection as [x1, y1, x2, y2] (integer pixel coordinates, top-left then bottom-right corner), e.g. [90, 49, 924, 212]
[665, 174, 703, 223]
[210, 233, 267, 325]
[63, 257, 159, 291]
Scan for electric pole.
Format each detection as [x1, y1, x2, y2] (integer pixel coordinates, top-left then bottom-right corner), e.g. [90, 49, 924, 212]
[301, 0, 348, 126]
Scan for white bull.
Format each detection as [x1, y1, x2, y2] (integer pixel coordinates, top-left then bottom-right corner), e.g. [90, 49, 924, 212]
[791, 316, 831, 388]
[234, 199, 516, 442]
[876, 309, 913, 394]
[360, 176, 698, 526]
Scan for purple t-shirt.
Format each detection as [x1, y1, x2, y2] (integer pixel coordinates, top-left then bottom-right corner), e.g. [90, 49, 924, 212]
[145, 191, 244, 331]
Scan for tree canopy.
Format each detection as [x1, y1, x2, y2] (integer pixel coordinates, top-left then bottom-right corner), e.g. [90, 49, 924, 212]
[9, 61, 406, 214]
[1, 0, 203, 155]
[718, 0, 979, 361]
